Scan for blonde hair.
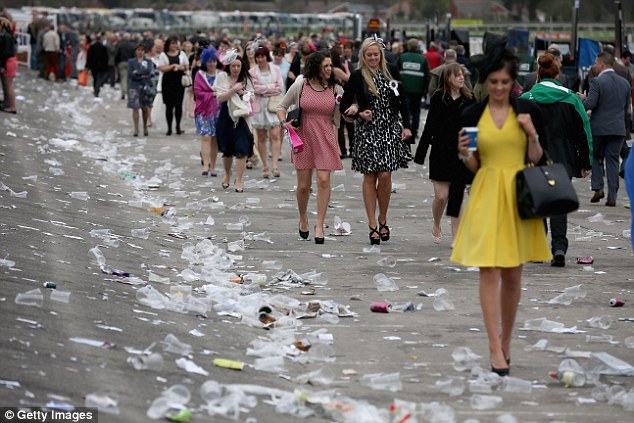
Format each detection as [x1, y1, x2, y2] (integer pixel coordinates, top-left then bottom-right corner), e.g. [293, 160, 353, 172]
[358, 37, 391, 97]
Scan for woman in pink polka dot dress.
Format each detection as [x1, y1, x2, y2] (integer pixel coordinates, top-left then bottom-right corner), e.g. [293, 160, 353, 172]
[277, 50, 345, 244]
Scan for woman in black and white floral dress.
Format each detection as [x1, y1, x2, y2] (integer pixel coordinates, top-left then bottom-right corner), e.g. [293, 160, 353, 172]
[340, 37, 412, 245]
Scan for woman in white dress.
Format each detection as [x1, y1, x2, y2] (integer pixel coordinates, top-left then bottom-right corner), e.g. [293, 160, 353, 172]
[249, 46, 284, 178]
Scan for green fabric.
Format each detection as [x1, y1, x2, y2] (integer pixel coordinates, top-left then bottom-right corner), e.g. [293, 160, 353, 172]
[520, 79, 593, 163]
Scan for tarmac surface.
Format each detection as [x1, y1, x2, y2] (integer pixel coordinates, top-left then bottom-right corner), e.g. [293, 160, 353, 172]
[1, 70, 633, 423]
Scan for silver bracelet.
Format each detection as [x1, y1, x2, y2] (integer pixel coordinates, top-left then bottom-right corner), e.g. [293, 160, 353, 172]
[458, 150, 473, 162]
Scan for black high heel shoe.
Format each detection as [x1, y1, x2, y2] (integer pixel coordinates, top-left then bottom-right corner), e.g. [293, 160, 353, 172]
[314, 225, 324, 244]
[379, 221, 390, 242]
[491, 365, 510, 377]
[369, 226, 381, 245]
[299, 221, 309, 240]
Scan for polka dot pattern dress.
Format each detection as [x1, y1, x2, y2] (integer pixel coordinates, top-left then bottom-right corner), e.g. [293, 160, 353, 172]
[351, 72, 411, 174]
[291, 82, 343, 171]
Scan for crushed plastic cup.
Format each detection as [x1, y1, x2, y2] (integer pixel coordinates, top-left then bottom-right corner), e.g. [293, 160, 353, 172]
[305, 272, 328, 285]
[551, 358, 587, 387]
[227, 240, 245, 252]
[360, 372, 402, 392]
[373, 273, 399, 292]
[127, 352, 164, 371]
[89, 247, 106, 266]
[563, 284, 586, 299]
[262, 260, 283, 270]
[69, 191, 90, 200]
[163, 384, 191, 404]
[253, 356, 286, 373]
[146, 396, 171, 419]
[85, 393, 120, 415]
[50, 290, 71, 303]
[587, 315, 613, 329]
[239, 215, 251, 227]
[435, 376, 465, 396]
[433, 288, 455, 311]
[624, 336, 634, 348]
[161, 333, 193, 356]
[452, 346, 482, 372]
[523, 317, 564, 332]
[226, 222, 244, 230]
[470, 394, 503, 410]
[200, 380, 223, 402]
[15, 289, 44, 307]
[131, 228, 151, 239]
[624, 229, 631, 238]
[136, 285, 168, 309]
[377, 256, 397, 267]
[363, 245, 381, 254]
[501, 376, 532, 394]
[547, 293, 573, 305]
[585, 334, 615, 344]
[294, 367, 335, 385]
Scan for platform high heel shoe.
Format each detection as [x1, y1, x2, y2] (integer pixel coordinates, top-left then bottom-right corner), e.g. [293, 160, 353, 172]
[369, 226, 381, 245]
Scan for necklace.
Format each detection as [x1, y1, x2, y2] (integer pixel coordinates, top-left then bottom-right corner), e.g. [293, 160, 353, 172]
[309, 79, 327, 92]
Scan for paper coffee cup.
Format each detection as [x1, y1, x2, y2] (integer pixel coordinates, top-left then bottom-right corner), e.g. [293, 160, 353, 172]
[464, 127, 478, 151]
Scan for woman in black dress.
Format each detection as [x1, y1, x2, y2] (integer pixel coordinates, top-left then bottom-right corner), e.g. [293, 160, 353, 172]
[340, 37, 412, 245]
[158, 36, 189, 135]
[415, 63, 475, 245]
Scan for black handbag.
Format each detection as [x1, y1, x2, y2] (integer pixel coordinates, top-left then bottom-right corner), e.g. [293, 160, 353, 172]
[516, 157, 579, 219]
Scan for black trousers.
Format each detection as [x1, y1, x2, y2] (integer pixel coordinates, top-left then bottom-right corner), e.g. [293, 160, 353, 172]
[547, 214, 568, 254]
[337, 116, 355, 156]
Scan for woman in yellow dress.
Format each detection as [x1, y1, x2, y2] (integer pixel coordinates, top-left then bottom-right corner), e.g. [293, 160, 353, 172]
[450, 43, 551, 376]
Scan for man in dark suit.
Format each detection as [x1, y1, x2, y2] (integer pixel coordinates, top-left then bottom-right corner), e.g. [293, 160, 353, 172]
[580, 51, 631, 207]
[523, 47, 569, 92]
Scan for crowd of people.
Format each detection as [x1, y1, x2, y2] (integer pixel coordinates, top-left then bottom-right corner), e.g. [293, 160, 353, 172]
[2, 8, 634, 379]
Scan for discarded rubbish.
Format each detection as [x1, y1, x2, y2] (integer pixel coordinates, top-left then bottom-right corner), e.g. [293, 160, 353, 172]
[175, 357, 208, 376]
[85, 393, 120, 415]
[333, 215, 351, 235]
[587, 315, 614, 329]
[43, 282, 57, 289]
[452, 346, 481, 372]
[373, 273, 399, 292]
[433, 288, 455, 311]
[69, 337, 114, 349]
[131, 228, 151, 239]
[127, 352, 164, 371]
[501, 376, 532, 394]
[363, 245, 381, 254]
[610, 298, 625, 307]
[370, 302, 391, 313]
[50, 290, 71, 303]
[435, 376, 465, 396]
[15, 288, 44, 307]
[470, 394, 503, 410]
[294, 367, 335, 385]
[161, 334, 193, 356]
[576, 256, 594, 264]
[377, 256, 397, 267]
[213, 358, 244, 370]
[163, 384, 191, 404]
[359, 372, 402, 392]
[253, 356, 286, 373]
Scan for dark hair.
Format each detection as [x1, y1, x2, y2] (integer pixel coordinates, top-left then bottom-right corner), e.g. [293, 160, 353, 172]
[135, 43, 147, 52]
[254, 46, 271, 62]
[344, 41, 354, 50]
[537, 53, 559, 81]
[597, 51, 615, 67]
[230, 54, 252, 84]
[477, 38, 518, 83]
[272, 46, 285, 57]
[303, 50, 336, 87]
[330, 45, 344, 70]
[164, 36, 179, 52]
[622, 50, 632, 60]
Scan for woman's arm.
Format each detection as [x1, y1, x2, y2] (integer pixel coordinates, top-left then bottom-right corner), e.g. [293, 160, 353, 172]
[333, 66, 350, 83]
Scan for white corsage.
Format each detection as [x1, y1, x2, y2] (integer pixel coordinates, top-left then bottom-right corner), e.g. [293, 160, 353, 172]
[388, 80, 400, 97]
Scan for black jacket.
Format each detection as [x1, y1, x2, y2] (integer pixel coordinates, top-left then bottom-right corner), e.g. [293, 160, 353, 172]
[340, 68, 410, 130]
[87, 41, 109, 73]
[534, 101, 590, 177]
